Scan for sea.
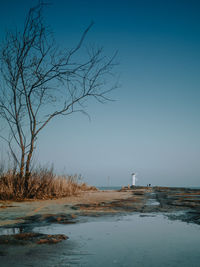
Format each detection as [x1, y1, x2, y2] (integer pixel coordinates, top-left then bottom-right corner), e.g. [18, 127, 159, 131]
[98, 186, 200, 190]
[98, 186, 122, 190]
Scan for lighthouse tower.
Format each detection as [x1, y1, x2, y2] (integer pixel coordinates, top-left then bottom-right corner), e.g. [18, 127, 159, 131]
[131, 173, 136, 186]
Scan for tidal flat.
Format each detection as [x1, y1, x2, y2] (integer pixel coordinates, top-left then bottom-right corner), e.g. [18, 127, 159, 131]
[0, 187, 200, 266]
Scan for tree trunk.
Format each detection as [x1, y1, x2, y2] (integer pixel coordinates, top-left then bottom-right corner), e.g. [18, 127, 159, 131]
[19, 148, 25, 178]
[24, 138, 34, 192]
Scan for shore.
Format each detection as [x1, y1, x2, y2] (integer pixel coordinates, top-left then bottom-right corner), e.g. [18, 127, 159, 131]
[0, 189, 142, 228]
[1, 185, 200, 266]
[1, 186, 200, 230]
[0, 186, 200, 246]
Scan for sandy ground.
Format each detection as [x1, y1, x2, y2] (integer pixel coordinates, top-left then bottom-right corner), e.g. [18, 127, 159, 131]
[1, 186, 200, 229]
[0, 190, 137, 227]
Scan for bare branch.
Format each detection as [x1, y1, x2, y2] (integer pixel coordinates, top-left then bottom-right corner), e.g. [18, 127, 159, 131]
[0, 3, 117, 181]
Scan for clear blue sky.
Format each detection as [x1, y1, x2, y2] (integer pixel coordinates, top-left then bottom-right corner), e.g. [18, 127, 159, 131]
[0, 0, 200, 187]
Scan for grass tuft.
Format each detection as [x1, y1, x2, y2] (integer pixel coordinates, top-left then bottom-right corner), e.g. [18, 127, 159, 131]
[0, 167, 97, 200]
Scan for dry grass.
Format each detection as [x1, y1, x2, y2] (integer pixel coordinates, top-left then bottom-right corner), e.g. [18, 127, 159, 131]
[0, 168, 97, 200]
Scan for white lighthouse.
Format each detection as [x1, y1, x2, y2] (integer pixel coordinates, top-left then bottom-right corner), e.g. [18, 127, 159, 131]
[131, 173, 136, 186]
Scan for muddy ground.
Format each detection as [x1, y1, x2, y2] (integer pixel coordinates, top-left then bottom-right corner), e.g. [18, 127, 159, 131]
[0, 186, 200, 245]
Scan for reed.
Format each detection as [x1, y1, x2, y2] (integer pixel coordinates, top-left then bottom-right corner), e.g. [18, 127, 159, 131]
[0, 167, 97, 200]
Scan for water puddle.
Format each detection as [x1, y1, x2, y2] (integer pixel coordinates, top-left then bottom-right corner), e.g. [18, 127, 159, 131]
[146, 192, 160, 206]
[0, 228, 21, 235]
[1, 213, 200, 266]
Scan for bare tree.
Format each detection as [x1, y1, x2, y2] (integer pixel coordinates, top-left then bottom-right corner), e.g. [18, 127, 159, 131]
[0, 3, 116, 190]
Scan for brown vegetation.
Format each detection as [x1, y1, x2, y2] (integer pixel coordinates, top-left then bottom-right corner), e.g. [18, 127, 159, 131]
[0, 168, 97, 200]
[0, 232, 68, 245]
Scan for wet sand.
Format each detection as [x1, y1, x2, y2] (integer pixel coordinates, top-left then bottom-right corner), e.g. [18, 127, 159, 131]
[0, 186, 200, 231]
[0, 190, 135, 225]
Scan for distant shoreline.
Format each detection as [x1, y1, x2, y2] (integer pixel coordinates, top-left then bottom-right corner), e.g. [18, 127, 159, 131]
[98, 185, 200, 190]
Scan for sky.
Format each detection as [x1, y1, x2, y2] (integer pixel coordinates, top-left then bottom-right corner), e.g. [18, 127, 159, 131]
[0, 0, 200, 187]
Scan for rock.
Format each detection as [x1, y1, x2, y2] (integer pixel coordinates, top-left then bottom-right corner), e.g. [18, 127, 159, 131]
[0, 232, 68, 245]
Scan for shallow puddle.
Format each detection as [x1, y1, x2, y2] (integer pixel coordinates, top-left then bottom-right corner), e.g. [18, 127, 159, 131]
[1, 213, 200, 266]
[0, 228, 21, 235]
[146, 192, 160, 206]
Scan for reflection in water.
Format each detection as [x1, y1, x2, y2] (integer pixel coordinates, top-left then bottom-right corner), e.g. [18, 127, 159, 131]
[0, 225, 24, 235]
[1, 214, 200, 266]
[0, 228, 20, 235]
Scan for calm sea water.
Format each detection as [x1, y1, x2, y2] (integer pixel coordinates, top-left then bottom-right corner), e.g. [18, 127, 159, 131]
[98, 186, 122, 190]
[1, 213, 200, 266]
[98, 186, 200, 190]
